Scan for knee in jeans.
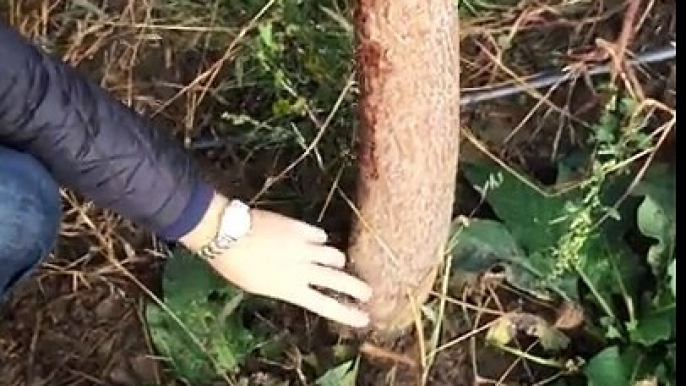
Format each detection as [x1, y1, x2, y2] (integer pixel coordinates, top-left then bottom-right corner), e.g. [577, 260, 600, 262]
[0, 147, 62, 294]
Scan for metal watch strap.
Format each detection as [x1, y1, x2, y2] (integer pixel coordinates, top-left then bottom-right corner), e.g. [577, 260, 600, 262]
[196, 199, 250, 260]
[197, 233, 237, 260]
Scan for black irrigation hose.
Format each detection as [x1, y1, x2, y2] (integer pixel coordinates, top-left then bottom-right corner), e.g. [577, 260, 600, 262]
[187, 43, 676, 151]
[460, 43, 676, 106]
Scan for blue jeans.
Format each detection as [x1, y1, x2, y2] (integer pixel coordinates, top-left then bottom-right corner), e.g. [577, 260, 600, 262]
[0, 146, 61, 299]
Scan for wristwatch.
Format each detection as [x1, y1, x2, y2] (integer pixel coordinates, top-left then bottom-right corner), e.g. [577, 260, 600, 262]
[197, 199, 252, 259]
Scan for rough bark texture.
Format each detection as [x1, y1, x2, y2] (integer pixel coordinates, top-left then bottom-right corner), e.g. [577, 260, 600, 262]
[348, 0, 461, 338]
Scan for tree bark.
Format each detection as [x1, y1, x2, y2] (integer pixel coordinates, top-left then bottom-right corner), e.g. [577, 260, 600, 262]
[348, 0, 461, 338]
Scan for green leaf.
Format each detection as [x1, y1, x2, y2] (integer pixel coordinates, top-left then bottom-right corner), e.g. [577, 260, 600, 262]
[584, 346, 630, 386]
[637, 195, 675, 276]
[315, 358, 359, 386]
[633, 164, 676, 279]
[449, 218, 525, 264]
[629, 282, 676, 346]
[585, 343, 676, 386]
[589, 345, 670, 385]
[145, 304, 214, 382]
[144, 247, 263, 383]
[160, 248, 230, 304]
[628, 310, 673, 346]
[460, 162, 587, 300]
[258, 23, 275, 51]
[462, 162, 583, 254]
[448, 218, 557, 300]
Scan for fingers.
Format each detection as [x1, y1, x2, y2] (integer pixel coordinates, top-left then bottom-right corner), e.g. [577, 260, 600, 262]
[296, 287, 371, 328]
[281, 215, 328, 243]
[297, 222, 328, 244]
[307, 265, 373, 303]
[307, 245, 346, 268]
[255, 209, 329, 243]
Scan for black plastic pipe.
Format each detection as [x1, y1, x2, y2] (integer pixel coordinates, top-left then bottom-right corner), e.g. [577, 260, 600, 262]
[187, 43, 676, 151]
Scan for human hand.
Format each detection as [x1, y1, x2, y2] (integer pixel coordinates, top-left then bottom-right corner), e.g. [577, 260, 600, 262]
[205, 208, 373, 328]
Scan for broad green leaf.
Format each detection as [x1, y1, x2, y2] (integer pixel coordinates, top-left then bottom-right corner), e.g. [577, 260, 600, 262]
[629, 314, 672, 346]
[160, 248, 231, 304]
[448, 218, 559, 300]
[629, 311, 673, 346]
[629, 283, 676, 345]
[449, 218, 525, 264]
[633, 164, 676, 279]
[145, 247, 262, 383]
[315, 358, 359, 386]
[586, 343, 676, 386]
[595, 345, 668, 385]
[584, 346, 630, 386]
[145, 304, 214, 381]
[462, 162, 582, 253]
[637, 195, 675, 277]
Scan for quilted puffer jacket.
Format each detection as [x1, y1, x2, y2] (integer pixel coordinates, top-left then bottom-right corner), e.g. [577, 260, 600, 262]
[0, 23, 213, 241]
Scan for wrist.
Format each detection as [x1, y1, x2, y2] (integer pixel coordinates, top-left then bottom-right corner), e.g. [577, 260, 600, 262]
[178, 192, 229, 253]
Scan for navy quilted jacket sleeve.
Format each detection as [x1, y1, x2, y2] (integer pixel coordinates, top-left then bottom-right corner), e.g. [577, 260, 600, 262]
[0, 23, 214, 241]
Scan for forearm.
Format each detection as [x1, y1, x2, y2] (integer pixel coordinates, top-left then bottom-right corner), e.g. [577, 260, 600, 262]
[0, 23, 213, 241]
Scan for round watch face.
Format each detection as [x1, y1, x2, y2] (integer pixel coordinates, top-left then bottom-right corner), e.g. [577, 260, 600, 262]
[220, 200, 252, 241]
[233, 211, 252, 237]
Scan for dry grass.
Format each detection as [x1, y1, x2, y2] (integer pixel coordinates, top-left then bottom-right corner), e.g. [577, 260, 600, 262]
[1, 0, 262, 384]
[0, 0, 676, 385]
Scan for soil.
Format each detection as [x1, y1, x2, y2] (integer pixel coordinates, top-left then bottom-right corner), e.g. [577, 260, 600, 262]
[0, 1, 675, 385]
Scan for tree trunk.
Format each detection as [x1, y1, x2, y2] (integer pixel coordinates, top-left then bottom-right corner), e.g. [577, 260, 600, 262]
[348, 0, 461, 338]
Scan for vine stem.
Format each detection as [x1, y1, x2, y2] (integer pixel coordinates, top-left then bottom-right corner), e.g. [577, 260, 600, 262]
[575, 264, 617, 321]
[495, 344, 567, 369]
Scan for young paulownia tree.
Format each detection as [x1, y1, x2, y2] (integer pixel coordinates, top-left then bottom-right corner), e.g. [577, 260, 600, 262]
[348, 0, 461, 338]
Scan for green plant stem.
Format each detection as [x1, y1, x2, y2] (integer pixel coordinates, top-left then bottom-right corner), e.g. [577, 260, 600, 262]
[609, 255, 636, 325]
[629, 353, 646, 384]
[219, 292, 245, 325]
[575, 265, 617, 321]
[650, 302, 676, 315]
[495, 344, 567, 369]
